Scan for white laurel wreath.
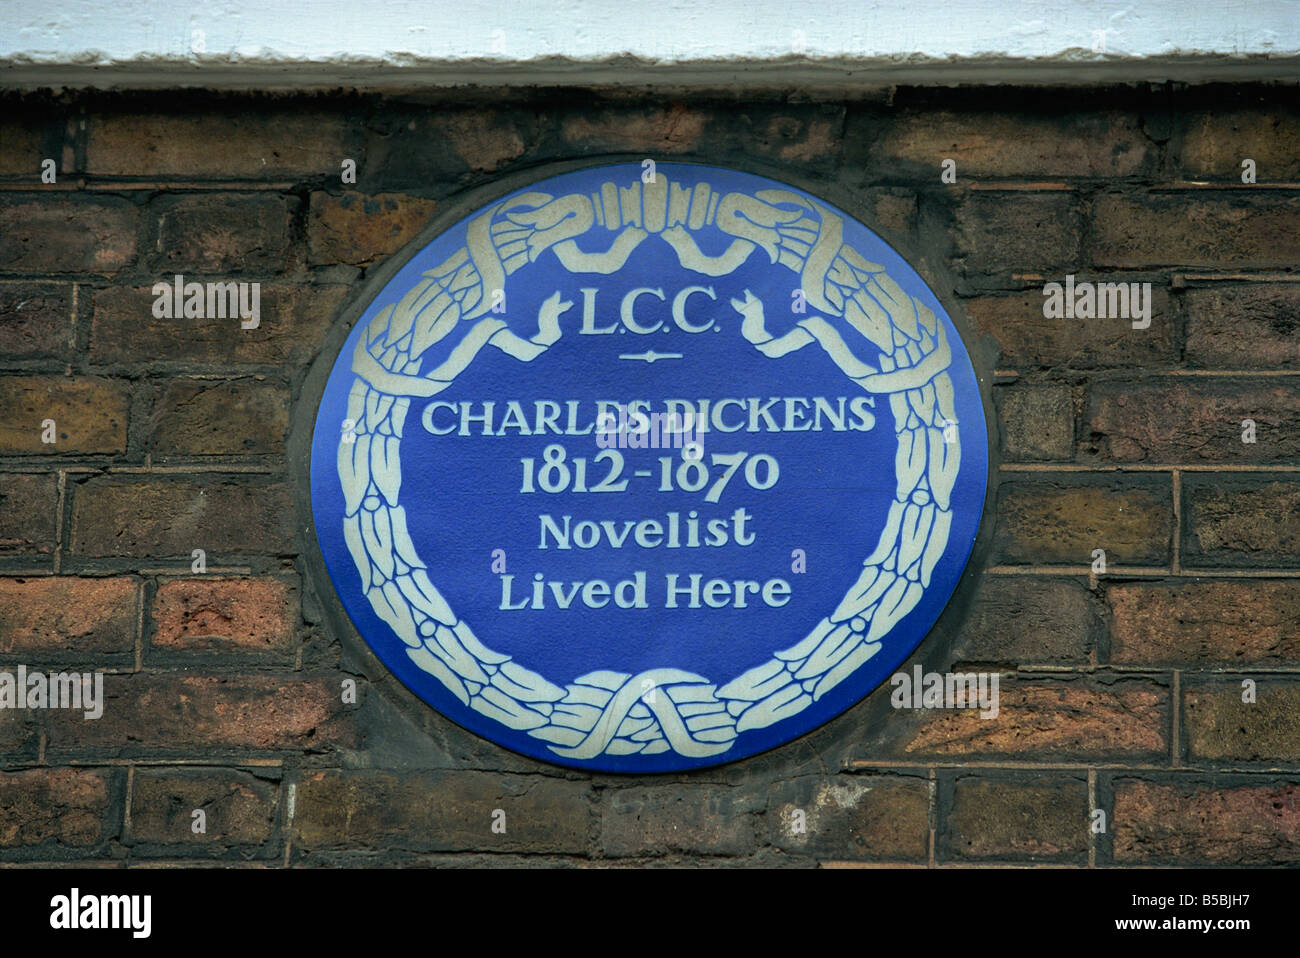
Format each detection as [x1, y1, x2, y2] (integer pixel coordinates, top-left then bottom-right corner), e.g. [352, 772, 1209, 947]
[335, 172, 961, 761]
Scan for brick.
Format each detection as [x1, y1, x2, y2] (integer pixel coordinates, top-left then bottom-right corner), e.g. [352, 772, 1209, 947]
[767, 775, 928, 861]
[997, 383, 1073, 460]
[128, 770, 278, 848]
[966, 289, 1173, 368]
[0, 283, 73, 359]
[1180, 111, 1300, 181]
[870, 192, 917, 234]
[943, 776, 1088, 862]
[293, 771, 589, 853]
[992, 478, 1172, 566]
[1184, 286, 1300, 368]
[1084, 379, 1300, 464]
[957, 577, 1095, 665]
[1182, 477, 1300, 569]
[90, 283, 348, 367]
[885, 677, 1167, 760]
[1092, 193, 1300, 268]
[753, 113, 843, 166]
[151, 195, 293, 273]
[45, 673, 356, 752]
[0, 577, 138, 656]
[954, 193, 1082, 275]
[0, 197, 137, 274]
[0, 375, 129, 455]
[0, 473, 56, 554]
[1184, 681, 1300, 763]
[307, 192, 437, 266]
[86, 112, 350, 178]
[1113, 780, 1300, 864]
[70, 477, 296, 557]
[0, 120, 45, 176]
[0, 769, 111, 848]
[149, 378, 289, 457]
[151, 577, 297, 655]
[878, 112, 1149, 178]
[1109, 580, 1300, 667]
[363, 110, 526, 185]
[601, 785, 760, 858]
[561, 104, 707, 155]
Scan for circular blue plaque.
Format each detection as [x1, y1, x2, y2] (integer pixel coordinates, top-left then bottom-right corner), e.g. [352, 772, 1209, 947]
[310, 162, 988, 772]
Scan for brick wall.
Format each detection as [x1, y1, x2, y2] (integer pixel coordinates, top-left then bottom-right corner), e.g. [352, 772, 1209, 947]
[0, 84, 1297, 866]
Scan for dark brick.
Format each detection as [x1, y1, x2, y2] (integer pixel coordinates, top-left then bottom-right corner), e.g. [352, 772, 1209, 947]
[70, 477, 296, 557]
[767, 775, 928, 861]
[993, 477, 1173, 566]
[151, 576, 297, 655]
[0, 576, 138, 656]
[1183, 286, 1300, 369]
[128, 770, 279, 849]
[601, 785, 760, 858]
[957, 576, 1095, 665]
[997, 383, 1074, 460]
[954, 193, 1082, 276]
[0, 769, 111, 849]
[1180, 111, 1300, 180]
[149, 378, 289, 457]
[943, 775, 1088, 862]
[0, 197, 137, 274]
[1182, 477, 1300, 569]
[561, 104, 707, 156]
[151, 194, 293, 273]
[0, 473, 56, 554]
[1184, 681, 1300, 763]
[307, 192, 438, 266]
[0, 283, 73, 360]
[0, 375, 129, 455]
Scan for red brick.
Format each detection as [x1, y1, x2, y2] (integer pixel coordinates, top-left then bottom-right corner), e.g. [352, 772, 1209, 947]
[602, 785, 760, 858]
[1113, 779, 1300, 864]
[1180, 111, 1300, 180]
[0, 576, 138, 655]
[1085, 379, 1300, 464]
[878, 112, 1149, 178]
[70, 477, 296, 558]
[0, 768, 112, 849]
[90, 283, 348, 367]
[1184, 681, 1300, 763]
[151, 577, 297, 655]
[954, 193, 1082, 275]
[128, 770, 279, 849]
[1182, 477, 1300, 569]
[992, 478, 1172, 566]
[293, 770, 589, 854]
[148, 378, 289, 458]
[45, 673, 356, 752]
[767, 775, 928, 861]
[86, 112, 350, 178]
[0, 197, 137, 274]
[1092, 193, 1300, 268]
[151, 194, 293, 273]
[307, 192, 437, 266]
[943, 776, 1088, 862]
[0, 282, 73, 360]
[1183, 285, 1300, 369]
[1109, 580, 1300, 667]
[0, 473, 56, 554]
[0, 375, 129, 455]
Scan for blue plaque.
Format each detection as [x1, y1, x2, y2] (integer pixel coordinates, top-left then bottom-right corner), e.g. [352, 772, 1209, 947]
[310, 162, 988, 772]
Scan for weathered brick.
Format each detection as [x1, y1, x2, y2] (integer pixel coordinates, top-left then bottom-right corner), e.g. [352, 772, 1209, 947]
[1092, 193, 1300, 268]
[1185, 681, 1300, 763]
[1109, 580, 1300, 667]
[0, 120, 45, 176]
[307, 192, 437, 266]
[128, 770, 279, 848]
[966, 289, 1173, 368]
[601, 785, 760, 858]
[0, 375, 129, 455]
[151, 194, 293, 273]
[1183, 285, 1300, 369]
[91, 283, 348, 367]
[561, 104, 707, 155]
[1182, 477, 1300, 569]
[1084, 379, 1300, 464]
[943, 775, 1088, 862]
[45, 673, 355, 752]
[86, 112, 350, 178]
[1180, 111, 1300, 180]
[1113, 779, 1300, 864]
[767, 775, 928, 861]
[997, 383, 1074, 460]
[293, 771, 589, 854]
[363, 110, 526, 183]
[0, 473, 56, 554]
[883, 677, 1167, 760]
[151, 576, 297, 655]
[878, 112, 1149, 178]
[0, 576, 138, 656]
[149, 378, 289, 457]
[0, 283, 73, 360]
[993, 478, 1172, 566]
[0, 197, 137, 274]
[70, 477, 296, 557]
[954, 193, 1082, 275]
[957, 577, 1095, 665]
[0, 769, 111, 849]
